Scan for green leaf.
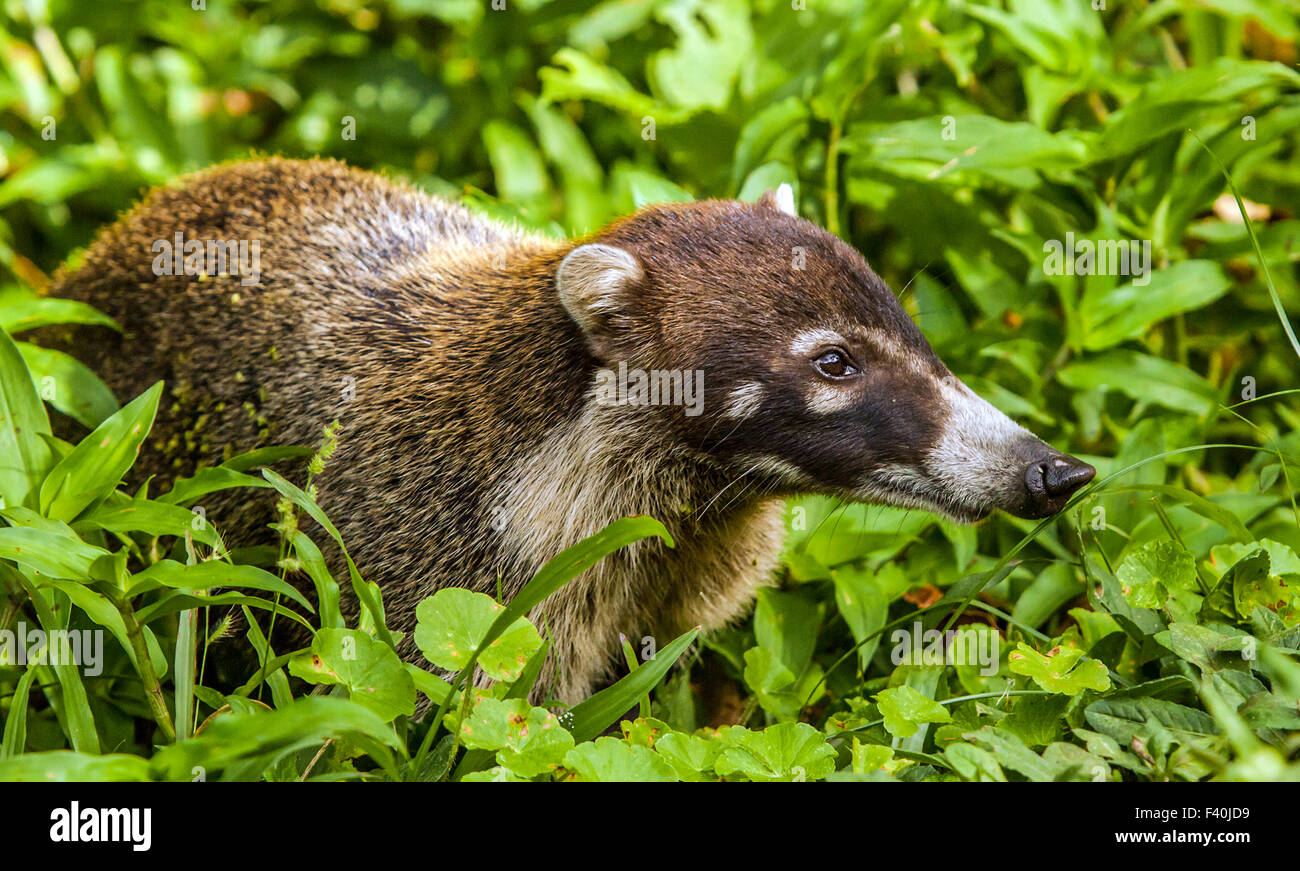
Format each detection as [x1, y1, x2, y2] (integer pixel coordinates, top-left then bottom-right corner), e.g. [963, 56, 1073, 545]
[653, 731, 719, 782]
[482, 121, 550, 216]
[844, 114, 1087, 188]
[289, 628, 415, 721]
[1084, 697, 1220, 746]
[75, 496, 220, 548]
[0, 668, 37, 758]
[1093, 58, 1300, 159]
[647, 0, 750, 112]
[875, 685, 953, 738]
[1057, 351, 1218, 415]
[0, 291, 119, 334]
[151, 697, 405, 781]
[414, 588, 542, 683]
[453, 516, 672, 697]
[0, 751, 152, 782]
[0, 524, 108, 579]
[568, 626, 697, 743]
[1008, 642, 1111, 695]
[539, 48, 692, 124]
[1116, 540, 1198, 610]
[127, 560, 314, 612]
[39, 381, 161, 522]
[1080, 261, 1231, 350]
[0, 326, 53, 509]
[17, 342, 119, 429]
[830, 564, 889, 670]
[712, 722, 836, 782]
[453, 697, 574, 778]
[260, 468, 393, 649]
[562, 736, 677, 782]
[1212, 539, 1300, 578]
[157, 466, 272, 505]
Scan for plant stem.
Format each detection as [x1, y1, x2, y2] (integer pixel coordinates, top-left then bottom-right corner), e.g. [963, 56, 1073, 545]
[116, 593, 176, 743]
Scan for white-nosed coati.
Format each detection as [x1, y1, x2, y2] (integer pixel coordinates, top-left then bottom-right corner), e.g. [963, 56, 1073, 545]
[47, 158, 1094, 704]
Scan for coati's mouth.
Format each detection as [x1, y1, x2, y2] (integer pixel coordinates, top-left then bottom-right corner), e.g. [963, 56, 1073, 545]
[853, 471, 995, 526]
[853, 447, 1095, 525]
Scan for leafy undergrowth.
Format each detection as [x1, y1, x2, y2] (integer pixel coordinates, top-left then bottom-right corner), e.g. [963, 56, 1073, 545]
[2, 0, 1300, 780]
[0, 294, 1298, 780]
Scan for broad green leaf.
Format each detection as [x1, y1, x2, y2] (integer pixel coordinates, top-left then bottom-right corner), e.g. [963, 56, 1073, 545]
[0, 290, 119, 334]
[1084, 697, 1220, 746]
[450, 516, 672, 700]
[0, 525, 108, 579]
[17, 342, 119, 429]
[0, 326, 52, 509]
[712, 722, 836, 782]
[963, 727, 1058, 782]
[647, 0, 750, 111]
[289, 628, 415, 721]
[875, 685, 953, 738]
[1081, 261, 1231, 350]
[151, 697, 405, 782]
[944, 741, 1008, 782]
[539, 48, 692, 124]
[0, 751, 152, 782]
[562, 736, 676, 782]
[653, 731, 719, 782]
[1008, 642, 1111, 695]
[453, 697, 573, 778]
[1057, 351, 1218, 415]
[1116, 540, 1198, 610]
[414, 588, 542, 683]
[482, 121, 550, 217]
[75, 496, 220, 548]
[39, 381, 161, 522]
[127, 560, 313, 611]
[1094, 58, 1300, 159]
[157, 466, 272, 505]
[1212, 539, 1300, 578]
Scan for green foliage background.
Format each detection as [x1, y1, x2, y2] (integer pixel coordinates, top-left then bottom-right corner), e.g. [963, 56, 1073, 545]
[1, 0, 1300, 781]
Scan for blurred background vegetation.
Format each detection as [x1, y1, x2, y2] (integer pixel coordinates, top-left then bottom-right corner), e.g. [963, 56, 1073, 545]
[3, 0, 1300, 780]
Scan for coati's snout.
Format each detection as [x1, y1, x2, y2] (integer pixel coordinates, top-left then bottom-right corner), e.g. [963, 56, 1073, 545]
[556, 186, 1093, 524]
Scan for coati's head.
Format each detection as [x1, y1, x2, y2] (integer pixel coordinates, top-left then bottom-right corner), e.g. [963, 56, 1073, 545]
[555, 186, 1094, 523]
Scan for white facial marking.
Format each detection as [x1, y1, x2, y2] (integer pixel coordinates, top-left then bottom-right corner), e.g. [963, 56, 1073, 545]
[723, 381, 765, 420]
[805, 381, 858, 415]
[925, 377, 1032, 508]
[790, 328, 847, 357]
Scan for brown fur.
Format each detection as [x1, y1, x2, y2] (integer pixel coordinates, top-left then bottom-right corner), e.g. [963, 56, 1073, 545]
[47, 158, 1086, 705]
[45, 158, 799, 702]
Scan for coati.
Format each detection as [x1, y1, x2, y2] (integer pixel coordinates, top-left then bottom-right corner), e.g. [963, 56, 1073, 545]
[47, 158, 1095, 704]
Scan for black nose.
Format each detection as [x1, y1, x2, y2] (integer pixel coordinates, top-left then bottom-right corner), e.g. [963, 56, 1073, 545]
[1023, 453, 1095, 518]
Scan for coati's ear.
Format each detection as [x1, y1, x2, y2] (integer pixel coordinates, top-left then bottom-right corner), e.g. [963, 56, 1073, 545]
[556, 243, 643, 357]
[758, 183, 797, 217]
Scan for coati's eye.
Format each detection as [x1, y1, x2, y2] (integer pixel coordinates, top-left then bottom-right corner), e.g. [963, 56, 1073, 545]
[812, 349, 859, 379]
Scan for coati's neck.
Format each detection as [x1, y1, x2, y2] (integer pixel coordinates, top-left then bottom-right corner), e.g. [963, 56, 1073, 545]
[485, 393, 787, 700]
